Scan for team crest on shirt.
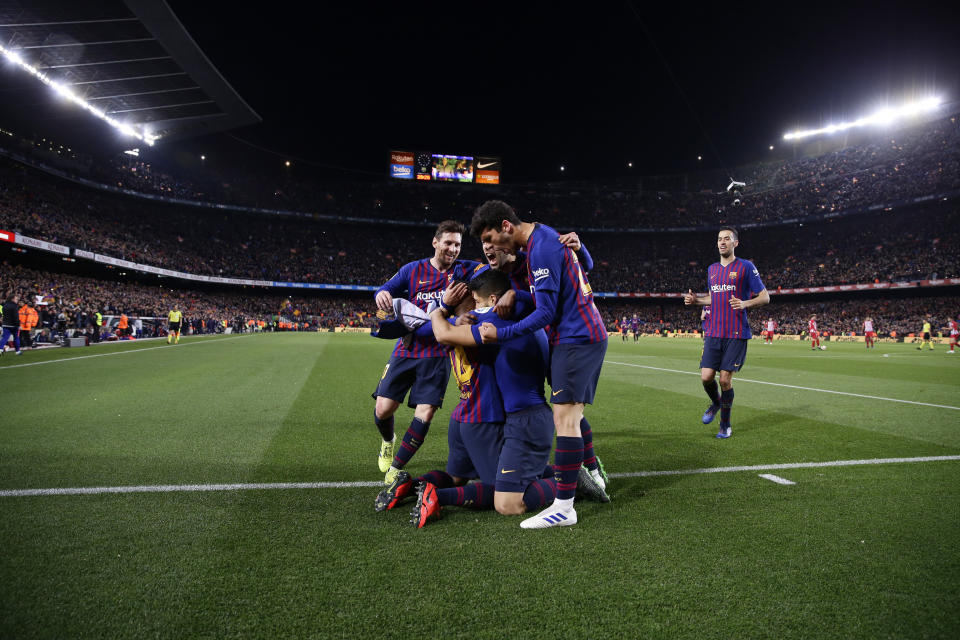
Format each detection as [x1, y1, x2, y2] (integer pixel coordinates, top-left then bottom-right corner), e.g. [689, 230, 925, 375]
[729, 272, 738, 281]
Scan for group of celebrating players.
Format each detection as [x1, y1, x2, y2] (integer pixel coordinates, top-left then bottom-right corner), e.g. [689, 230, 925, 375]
[366, 200, 772, 529]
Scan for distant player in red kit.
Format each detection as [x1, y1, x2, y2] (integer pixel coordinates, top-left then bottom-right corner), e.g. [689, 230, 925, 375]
[808, 315, 823, 350]
[946, 317, 958, 354]
[763, 318, 776, 345]
[863, 317, 877, 349]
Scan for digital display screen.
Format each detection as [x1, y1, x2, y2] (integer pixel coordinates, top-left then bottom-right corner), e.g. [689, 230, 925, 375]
[389, 151, 500, 184]
[431, 154, 474, 182]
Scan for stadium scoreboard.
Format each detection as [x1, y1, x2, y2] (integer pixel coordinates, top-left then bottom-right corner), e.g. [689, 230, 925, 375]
[389, 150, 501, 184]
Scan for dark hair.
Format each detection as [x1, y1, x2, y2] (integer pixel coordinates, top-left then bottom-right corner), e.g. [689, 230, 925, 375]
[434, 220, 465, 239]
[719, 226, 739, 241]
[470, 200, 521, 238]
[468, 268, 511, 299]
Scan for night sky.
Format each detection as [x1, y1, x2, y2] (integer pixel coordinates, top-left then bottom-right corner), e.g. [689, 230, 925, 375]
[24, 2, 960, 182]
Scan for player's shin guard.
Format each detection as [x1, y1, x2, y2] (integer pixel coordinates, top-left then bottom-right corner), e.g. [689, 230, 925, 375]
[392, 417, 430, 470]
[523, 477, 557, 511]
[703, 379, 720, 405]
[438, 482, 494, 509]
[373, 412, 395, 442]
[580, 418, 598, 471]
[554, 436, 584, 501]
[417, 469, 455, 489]
[720, 388, 734, 428]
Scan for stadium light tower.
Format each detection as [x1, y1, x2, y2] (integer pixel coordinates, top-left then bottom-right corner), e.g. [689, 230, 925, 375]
[783, 96, 943, 141]
[0, 44, 158, 146]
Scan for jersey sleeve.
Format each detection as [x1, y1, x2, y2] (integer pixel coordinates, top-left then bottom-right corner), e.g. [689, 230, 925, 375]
[496, 289, 557, 342]
[745, 260, 766, 295]
[576, 243, 594, 272]
[529, 240, 562, 294]
[377, 262, 412, 297]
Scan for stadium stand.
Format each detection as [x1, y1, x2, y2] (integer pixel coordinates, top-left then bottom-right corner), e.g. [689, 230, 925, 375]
[1, 111, 958, 344]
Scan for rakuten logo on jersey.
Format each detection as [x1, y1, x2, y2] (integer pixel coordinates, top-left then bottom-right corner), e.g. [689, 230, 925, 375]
[532, 268, 550, 281]
[710, 284, 737, 293]
[415, 291, 444, 302]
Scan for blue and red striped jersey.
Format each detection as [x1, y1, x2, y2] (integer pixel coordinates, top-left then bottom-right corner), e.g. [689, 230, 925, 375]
[449, 316, 505, 423]
[377, 257, 481, 358]
[519, 223, 605, 345]
[703, 258, 765, 339]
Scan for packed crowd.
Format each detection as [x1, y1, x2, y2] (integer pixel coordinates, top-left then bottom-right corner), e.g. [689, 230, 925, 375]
[2, 111, 958, 233]
[3, 154, 958, 294]
[3, 261, 953, 345]
[0, 263, 379, 344]
[596, 295, 960, 337]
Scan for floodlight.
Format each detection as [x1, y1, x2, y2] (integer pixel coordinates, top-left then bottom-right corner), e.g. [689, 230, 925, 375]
[0, 43, 159, 146]
[783, 96, 944, 141]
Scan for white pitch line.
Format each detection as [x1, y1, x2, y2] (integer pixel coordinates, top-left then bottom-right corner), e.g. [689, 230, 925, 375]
[2, 455, 957, 498]
[0, 480, 381, 497]
[758, 473, 796, 485]
[609, 455, 960, 478]
[606, 360, 960, 411]
[0, 335, 247, 371]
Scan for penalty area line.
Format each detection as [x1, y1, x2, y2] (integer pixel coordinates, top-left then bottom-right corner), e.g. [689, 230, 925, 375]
[2, 455, 958, 498]
[606, 360, 960, 411]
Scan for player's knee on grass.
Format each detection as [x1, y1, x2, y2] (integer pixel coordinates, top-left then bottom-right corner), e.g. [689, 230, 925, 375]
[375, 396, 400, 420]
[494, 491, 526, 515]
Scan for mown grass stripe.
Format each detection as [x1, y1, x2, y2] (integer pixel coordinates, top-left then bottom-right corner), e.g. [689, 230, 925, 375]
[0, 335, 248, 370]
[613, 455, 960, 478]
[606, 359, 960, 410]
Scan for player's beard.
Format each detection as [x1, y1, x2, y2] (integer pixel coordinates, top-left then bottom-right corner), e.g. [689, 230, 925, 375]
[436, 249, 458, 270]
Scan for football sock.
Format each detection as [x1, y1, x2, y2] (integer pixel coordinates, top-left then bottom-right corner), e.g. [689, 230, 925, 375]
[720, 388, 734, 427]
[373, 412, 395, 442]
[438, 482, 494, 509]
[392, 417, 429, 469]
[554, 436, 584, 501]
[580, 418, 598, 471]
[417, 469, 455, 489]
[541, 464, 555, 479]
[703, 379, 720, 405]
[522, 477, 557, 511]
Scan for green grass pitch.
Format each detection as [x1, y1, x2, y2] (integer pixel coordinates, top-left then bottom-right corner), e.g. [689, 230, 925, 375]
[1, 333, 958, 639]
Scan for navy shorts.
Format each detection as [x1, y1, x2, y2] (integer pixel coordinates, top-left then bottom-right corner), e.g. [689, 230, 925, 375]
[446, 417, 503, 485]
[496, 403, 554, 493]
[700, 336, 748, 372]
[372, 354, 451, 408]
[549, 340, 607, 404]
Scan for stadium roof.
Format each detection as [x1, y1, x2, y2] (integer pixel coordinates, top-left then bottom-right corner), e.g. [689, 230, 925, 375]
[0, 0, 259, 149]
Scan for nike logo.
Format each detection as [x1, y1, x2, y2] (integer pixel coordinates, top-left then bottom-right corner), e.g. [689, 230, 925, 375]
[477, 161, 496, 169]
[501, 469, 516, 474]
[733, 363, 740, 367]
[551, 389, 563, 397]
[418, 280, 428, 284]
